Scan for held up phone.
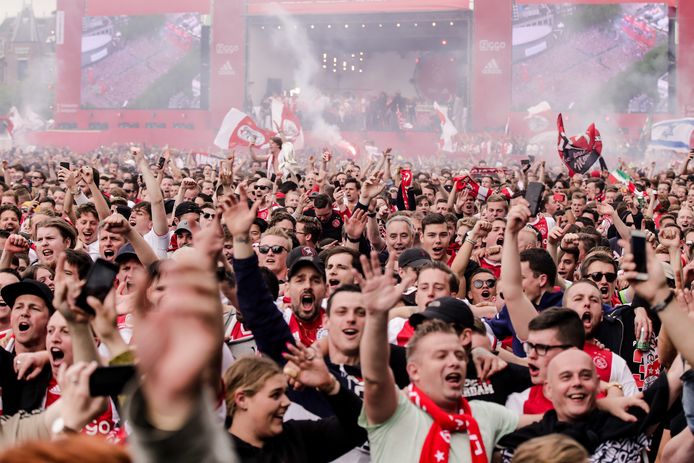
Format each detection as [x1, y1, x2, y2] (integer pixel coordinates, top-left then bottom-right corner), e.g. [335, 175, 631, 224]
[89, 365, 136, 397]
[75, 258, 119, 316]
[157, 156, 166, 169]
[525, 182, 546, 216]
[631, 231, 649, 281]
[59, 161, 70, 170]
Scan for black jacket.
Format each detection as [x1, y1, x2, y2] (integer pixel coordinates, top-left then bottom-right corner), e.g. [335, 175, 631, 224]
[230, 384, 367, 463]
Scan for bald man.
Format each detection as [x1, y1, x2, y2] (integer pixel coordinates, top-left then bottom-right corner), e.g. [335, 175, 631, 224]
[495, 349, 684, 462]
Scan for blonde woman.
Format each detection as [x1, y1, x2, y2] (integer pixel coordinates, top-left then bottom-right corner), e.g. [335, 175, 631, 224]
[225, 343, 366, 462]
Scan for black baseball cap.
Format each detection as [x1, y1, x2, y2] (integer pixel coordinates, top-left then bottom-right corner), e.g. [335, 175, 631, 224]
[286, 246, 325, 281]
[1, 279, 54, 314]
[175, 201, 202, 218]
[398, 247, 432, 269]
[409, 296, 474, 331]
[115, 243, 139, 264]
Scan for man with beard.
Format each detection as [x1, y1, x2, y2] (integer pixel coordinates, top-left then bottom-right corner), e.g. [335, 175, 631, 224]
[0, 205, 20, 234]
[222, 187, 409, 460]
[562, 280, 638, 396]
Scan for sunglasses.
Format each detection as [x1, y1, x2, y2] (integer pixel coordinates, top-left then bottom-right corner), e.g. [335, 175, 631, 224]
[255, 185, 271, 191]
[258, 245, 287, 254]
[589, 272, 617, 283]
[202, 212, 216, 219]
[472, 279, 496, 289]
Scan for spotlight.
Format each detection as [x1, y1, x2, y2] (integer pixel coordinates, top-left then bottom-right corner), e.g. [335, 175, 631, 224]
[441, 39, 447, 45]
[432, 22, 437, 27]
[378, 24, 383, 28]
[450, 21, 454, 26]
[396, 23, 401, 28]
[344, 24, 349, 28]
[310, 25, 315, 29]
[327, 24, 332, 29]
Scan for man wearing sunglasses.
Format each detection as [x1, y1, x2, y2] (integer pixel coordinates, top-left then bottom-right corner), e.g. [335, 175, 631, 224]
[579, 252, 621, 307]
[253, 178, 278, 221]
[257, 228, 292, 284]
[467, 268, 497, 307]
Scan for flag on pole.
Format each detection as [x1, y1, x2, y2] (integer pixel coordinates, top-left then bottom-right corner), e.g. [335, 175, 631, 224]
[557, 114, 603, 176]
[214, 108, 275, 150]
[433, 102, 458, 152]
[607, 169, 648, 199]
[650, 118, 694, 152]
[271, 98, 305, 149]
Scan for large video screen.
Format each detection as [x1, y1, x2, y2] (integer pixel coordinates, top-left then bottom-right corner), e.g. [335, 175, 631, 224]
[80, 14, 204, 109]
[512, 3, 671, 113]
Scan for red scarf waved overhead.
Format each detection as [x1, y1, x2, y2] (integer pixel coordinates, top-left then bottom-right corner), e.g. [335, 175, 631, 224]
[406, 384, 487, 463]
[401, 169, 413, 210]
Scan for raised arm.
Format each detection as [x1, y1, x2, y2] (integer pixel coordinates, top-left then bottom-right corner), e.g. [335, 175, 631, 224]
[451, 218, 488, 280]
[134, 148, 168, 236]
[500, 202, 539, 342]
[220, 188, 296, 362]
[52, 253, 101, 365]
[360, 252, 412, 425]
[81, 167, 110, 222]
[248, 144, 270, 163]
[623, 240, 694, 366]
[103, 213, 159, 267]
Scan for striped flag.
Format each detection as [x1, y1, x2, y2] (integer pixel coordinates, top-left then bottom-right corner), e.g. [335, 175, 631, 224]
[650, 118, 694, 152]
[607, 169, 647, 199]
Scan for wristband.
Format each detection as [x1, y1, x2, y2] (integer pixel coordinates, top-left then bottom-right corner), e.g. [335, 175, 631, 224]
[346, 236, 361, 243]
[651, 290, 675, 313]
[464, 238, 477, 246]
[367, 211, 377, 218]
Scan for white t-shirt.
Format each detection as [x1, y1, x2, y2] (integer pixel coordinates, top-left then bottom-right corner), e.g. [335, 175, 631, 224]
[143, 228, 171, 259]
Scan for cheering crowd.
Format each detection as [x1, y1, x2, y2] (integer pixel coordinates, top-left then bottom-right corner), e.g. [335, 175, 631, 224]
[0, 138, 690, 463]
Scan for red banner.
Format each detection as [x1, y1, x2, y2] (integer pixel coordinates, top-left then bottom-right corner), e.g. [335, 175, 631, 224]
[246, 0, 469, 15]
[471, 0, 512, 131]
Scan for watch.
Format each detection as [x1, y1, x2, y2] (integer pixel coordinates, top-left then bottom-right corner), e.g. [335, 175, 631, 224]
[651, 290, 675, 313]
[51, 417, 79, 436]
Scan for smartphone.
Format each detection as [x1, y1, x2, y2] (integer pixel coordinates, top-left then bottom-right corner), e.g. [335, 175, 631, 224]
[553, 193, 566, 203]
[75, 258, 119, 316]
[138, 174, 144, 185]
[59, 161, 70, 170]
[89, 365, 136, 397]
[525, 182, 546, 216]
[631, 231, 648, 281]
[157, 156, 166, 169]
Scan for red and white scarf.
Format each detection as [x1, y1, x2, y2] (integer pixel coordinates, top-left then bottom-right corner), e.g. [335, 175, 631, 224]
[407, 384, 487, 463]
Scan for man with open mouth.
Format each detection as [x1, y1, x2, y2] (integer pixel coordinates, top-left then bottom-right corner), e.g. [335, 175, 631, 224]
[74, 203, 100, 260]
[496, 349, 684, 463]
[35, 219, 76, 270]
[1, 279, 54, 413]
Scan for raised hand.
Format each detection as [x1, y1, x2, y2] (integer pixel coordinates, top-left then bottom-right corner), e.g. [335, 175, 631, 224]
[282, 342, 337, 393]
[360, 172, 385, 201]
[470, 219, 492, 241]
[193, 207, 224, 266]
[57, 361, 107, 430]
[658, 227, 680, 250]
[53, 253, 88, 324]
[344, 209, 368, 241]
[4, 234, 29, 254]
[218, 186, 259, 237]
[596, 202, 615, 217]
[14, 351, 51, 381]
[358, 252, 412, 314]
[548, 223, 571, 246]
[80, 166, 95, 185]
[134, 248, 223, 413]
[506, 201, 531, 235]
[103, 213, 132, 236]
[181, 177, 197, 191]
[620, 238, 669, 306]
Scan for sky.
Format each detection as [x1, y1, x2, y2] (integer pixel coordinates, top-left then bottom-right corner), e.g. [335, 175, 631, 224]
[0, 0, 56, 21]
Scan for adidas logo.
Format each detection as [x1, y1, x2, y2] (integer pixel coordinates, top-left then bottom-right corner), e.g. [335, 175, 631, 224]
[218, 61, 236, 76]
[482, 59, 502, 75]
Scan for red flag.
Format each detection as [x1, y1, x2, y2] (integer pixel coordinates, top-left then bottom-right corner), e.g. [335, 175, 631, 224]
[214, 108, 275, 150]
[401, 169, 413, 210]
[557, 114, 603, 177]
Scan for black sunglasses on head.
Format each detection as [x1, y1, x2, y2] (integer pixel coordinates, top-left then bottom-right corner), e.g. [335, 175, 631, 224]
[589, 272, 617, 283]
